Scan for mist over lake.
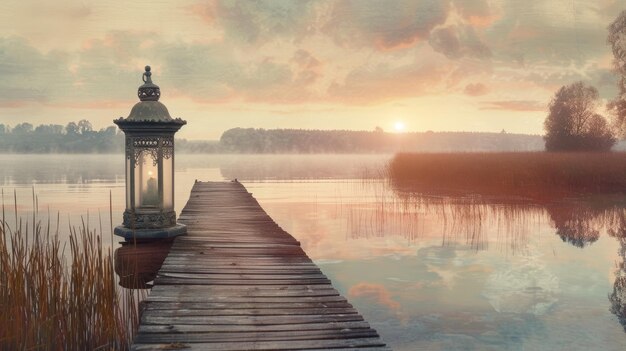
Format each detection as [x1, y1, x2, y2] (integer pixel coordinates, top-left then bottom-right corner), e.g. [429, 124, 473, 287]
[2, 153, 626, 350]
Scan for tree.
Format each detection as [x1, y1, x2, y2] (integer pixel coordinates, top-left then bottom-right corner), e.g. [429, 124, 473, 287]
[77, 119, 92, 135]
[35, 124, 63, 134]
[102, 126, 117, 136]
[12, 122, 33, 134]
[66, 122, 78, 135]
[544, 81, 616, 151]
[608, 11, 626, 136]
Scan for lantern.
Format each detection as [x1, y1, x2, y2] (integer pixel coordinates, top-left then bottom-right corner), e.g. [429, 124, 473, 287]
[113, 66, 187, 240]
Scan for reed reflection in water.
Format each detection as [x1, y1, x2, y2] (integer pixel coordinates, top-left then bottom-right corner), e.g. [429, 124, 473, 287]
[353, 180, 626, 251]
[348, 179, 626, 333]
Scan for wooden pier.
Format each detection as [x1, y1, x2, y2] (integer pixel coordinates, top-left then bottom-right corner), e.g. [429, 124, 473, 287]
[132, 181, 389, 350]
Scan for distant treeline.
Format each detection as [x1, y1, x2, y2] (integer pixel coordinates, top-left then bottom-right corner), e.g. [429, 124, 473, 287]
[219, 128, 545, 153]
[0, 121, 219, 154]
[1, 122, 549, 153]
[0, 121, 123, 153]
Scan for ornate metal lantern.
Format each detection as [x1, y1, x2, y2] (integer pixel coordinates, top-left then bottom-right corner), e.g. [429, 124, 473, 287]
[113, 66, 187, 240]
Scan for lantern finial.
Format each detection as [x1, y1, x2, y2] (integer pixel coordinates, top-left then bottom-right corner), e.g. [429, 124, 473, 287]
[138, 65, 160, 101]
[142, 66, 152, 84]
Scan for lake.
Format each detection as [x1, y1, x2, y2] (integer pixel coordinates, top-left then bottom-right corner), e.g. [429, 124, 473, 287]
[2, 154, 626, 350]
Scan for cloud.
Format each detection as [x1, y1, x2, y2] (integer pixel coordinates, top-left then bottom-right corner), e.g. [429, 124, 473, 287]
[348, 282, 400, 310]
[323, 0, 451, 50]
[190, 0, 317, 44]
[464, 82, 489, 96]
[0, 37, 74, 104]
[429, 24, 492, 59]
[191, 0, 454, 51]
[481, 100, 546, 112]
[0, 32, 309, 106]
[452, 0, 500, 27]
[328, 59, 452, 104]
[291, 49, 321, 70]
[0, 0, 620, 112]
[485, 0, 609, 65]
[520, 64, 617, 99]
[290, 49, 323, 86]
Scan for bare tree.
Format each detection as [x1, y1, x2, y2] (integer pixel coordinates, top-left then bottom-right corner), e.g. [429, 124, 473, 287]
[544, 81, 615, 151]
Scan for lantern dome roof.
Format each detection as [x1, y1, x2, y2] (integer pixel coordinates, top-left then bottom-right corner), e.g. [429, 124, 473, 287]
[127, 100, 172, 122]
[114, 66, 187, 126]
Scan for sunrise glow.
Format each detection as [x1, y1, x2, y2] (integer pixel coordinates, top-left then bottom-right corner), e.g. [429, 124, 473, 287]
[394, 121, 406, 132]
[0, 1, 618, 140]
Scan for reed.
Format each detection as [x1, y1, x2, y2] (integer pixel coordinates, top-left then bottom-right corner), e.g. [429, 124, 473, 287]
[0, 190, 140, 350]
[387, 152, 626, 200]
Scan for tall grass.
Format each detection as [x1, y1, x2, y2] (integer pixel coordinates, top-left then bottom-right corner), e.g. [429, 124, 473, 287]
[0, 190, 141, 350]
[388, 152, 626, 200]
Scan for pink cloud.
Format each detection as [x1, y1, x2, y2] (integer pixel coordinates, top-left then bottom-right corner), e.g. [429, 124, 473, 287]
[327, 60, 453, 104]
[187, 1, 218, 25]
[481, 100, 546, 112]
[323, 0, 450, 51]
[348, 282, 400, 310]
[291, 49, 321, 70]
[453, 0, 501, 28]
[464, 83, 489, 96]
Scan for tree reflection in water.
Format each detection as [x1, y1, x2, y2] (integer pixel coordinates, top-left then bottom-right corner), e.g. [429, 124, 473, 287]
[379, 186, 626, 252]
[608, 210, 626, 331]
[374, 183, 626, 332]
[545, 204, 602, 248]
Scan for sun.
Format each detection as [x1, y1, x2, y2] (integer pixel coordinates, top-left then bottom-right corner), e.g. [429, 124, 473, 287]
[394, 121, 406, 132]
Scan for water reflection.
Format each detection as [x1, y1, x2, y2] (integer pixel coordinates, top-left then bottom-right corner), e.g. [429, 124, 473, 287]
[370, 184, 626, 252]
[4, 154, 626, 349]
[0, 154, 124, 185]
[219, 154, 387, 181]
[377, 185, 626, 338]
[114, 240, 172, 289]
[609, 218, 626, 331]
[0, 154, 389, 185]
[547, 204, 601, 248]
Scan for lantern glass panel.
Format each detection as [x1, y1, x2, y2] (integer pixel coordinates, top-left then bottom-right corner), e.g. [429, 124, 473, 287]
[162, 155, 173, 210]
[134, 150, 160, 208]
[125, 157, 131, 209]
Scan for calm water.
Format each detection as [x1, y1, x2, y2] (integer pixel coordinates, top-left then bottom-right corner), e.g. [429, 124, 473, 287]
[2, 154, 626, 350]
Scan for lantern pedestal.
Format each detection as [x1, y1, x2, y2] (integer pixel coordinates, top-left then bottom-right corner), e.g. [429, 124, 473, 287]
[114, 224, 187, 241]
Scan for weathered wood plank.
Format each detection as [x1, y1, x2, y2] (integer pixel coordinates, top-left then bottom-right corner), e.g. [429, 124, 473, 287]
[142, 301, 353, 310]
[141, 314, 365, 326]
[137, 321, 372, 334]
[133, 329, 379, 343]
[132, 337, 387, 351]
[141, 307, 359, 317]
[145, 295, 349, 304]
[143, 302, 352, 310]
[133, 181, 387, 349]
[157, 272, 329, 280]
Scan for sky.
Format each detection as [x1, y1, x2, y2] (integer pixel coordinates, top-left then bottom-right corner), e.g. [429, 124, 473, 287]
[0, 0, 624, 140]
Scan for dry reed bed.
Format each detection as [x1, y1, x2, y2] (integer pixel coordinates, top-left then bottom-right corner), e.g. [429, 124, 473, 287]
[0, 191, 140, 350]
[387, 152, 626, 200]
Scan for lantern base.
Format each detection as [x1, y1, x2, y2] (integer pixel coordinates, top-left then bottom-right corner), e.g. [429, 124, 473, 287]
[114, 223, 187, 241]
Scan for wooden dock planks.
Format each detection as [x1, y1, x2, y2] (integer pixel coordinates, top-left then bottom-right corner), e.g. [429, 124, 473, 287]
[132, 181, 389, 350]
